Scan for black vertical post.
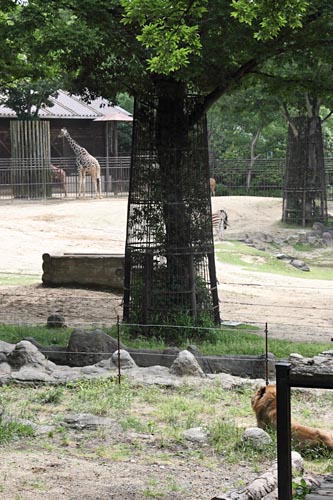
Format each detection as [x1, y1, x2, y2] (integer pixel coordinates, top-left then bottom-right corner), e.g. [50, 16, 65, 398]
[276, 362, 292, 500]
[117, 315, 121, 385]
[142, 250, 153, 323]
[265, 322, 269, 385]
[208, 251, 220, 324]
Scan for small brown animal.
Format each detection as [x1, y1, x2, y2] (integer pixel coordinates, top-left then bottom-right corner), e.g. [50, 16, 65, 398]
[50, 164, 67, 197]
[210, 177, 216, 196]
[252, 384, 333, 451]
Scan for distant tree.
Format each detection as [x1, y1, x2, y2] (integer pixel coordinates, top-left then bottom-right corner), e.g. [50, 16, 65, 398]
[0, 79, 61, 120]
[208, 87, 287, 189]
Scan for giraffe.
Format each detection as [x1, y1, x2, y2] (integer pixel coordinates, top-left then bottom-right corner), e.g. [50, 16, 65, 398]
[59, 127, 102, 198]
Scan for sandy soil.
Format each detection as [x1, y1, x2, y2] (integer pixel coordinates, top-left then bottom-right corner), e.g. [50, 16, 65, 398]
[0, 196, 332, 343]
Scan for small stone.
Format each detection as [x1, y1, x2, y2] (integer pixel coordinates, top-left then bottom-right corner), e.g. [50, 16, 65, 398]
[47, 313, 66, 328]
[290, 259, 310, 272]
[242, 427, 272, 449]
[183, 427, 209, 443]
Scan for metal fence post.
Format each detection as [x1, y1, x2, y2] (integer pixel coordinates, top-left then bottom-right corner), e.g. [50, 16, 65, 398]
[276, 362, 292, 500]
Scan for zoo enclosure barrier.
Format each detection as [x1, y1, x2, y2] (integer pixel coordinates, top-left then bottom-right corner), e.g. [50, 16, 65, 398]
[0, 156, 131, 199]
[2, 156, 333, 200]
[211, 157, 333, 199]
[275, 362, 333, 500]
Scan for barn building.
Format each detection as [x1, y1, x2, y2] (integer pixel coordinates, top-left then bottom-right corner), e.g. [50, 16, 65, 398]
[0, 90, 133, 198]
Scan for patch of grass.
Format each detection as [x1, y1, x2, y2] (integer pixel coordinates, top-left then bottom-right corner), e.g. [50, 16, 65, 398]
[0, 420, 35, 445]
[143, 476, 185, 498]
[66, 377, 132, 415]
[0, 273, 40, 286]
[33, 386, 64, 405]
[216, 240, 333, 280]
[292, 242, 314, 252]
[0, 321, 329, 363]
[0, 324, 72, 346]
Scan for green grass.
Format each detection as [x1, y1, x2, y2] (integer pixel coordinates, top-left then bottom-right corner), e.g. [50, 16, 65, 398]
[0, 324, 72, 345]
[0, 322, 330, 361]
[0, 420, 35, 445]
[216, 240, 333, 280]
[0, 372, 332, 492]
[0, 273, 40, 286]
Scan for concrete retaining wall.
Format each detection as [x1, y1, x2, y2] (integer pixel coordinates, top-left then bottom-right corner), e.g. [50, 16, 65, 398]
[42, 253, 124, 290]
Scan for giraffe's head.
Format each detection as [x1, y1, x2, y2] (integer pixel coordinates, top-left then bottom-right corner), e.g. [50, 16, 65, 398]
[58, 127, 67, 138]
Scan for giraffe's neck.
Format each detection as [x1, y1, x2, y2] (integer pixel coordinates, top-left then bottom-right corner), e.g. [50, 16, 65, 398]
[64, 131, 85, 156]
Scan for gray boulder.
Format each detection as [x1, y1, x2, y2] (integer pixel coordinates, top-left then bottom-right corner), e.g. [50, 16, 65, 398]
[111, 349, 136, 369]
[183, 426, 210, 443]
[6, 341, 49, 369]
[170, 350, 205, 377]
[67, 328, 126, 366]
[242, 427, 272, 449]
[290, 259, 310, 271]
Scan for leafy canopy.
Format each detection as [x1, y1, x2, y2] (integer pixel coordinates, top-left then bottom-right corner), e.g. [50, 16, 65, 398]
[1, 0, 330, 114]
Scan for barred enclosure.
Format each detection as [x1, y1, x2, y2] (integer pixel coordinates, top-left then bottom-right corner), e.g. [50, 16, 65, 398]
[0, 156, 130, 199]
[123, 96, 220, 326]
[2, 155, 333, 201]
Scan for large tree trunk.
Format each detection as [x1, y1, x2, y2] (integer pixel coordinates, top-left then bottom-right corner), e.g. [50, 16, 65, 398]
[282, 115, 327, 226]
[123, 80, 220, 329]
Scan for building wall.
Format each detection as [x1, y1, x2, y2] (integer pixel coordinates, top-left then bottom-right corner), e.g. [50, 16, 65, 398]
[0, 118, 107, 160]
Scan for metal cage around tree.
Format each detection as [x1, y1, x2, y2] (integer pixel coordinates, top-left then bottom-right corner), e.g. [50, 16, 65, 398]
[123, 94, 220, 326]
[282, 116, 327, 226]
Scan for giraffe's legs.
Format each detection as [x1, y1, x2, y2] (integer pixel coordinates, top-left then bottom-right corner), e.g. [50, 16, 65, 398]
[78, 168, 86, 198]
[91, 168, 102, 198]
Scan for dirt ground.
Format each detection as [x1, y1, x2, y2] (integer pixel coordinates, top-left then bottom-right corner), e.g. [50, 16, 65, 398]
[0, 196, 333, 500]
[0, 195, 333, 342]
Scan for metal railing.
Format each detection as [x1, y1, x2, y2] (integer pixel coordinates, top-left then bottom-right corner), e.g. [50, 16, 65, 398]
[0, 156, 131, 199]
[2, 155, 333, 200]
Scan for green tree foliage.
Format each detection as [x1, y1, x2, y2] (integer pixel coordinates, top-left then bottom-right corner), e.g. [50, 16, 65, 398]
[0, 1, 64, 117]
[208, 86, 287, 160]
[3, 0, 328, 110]
[0, 78, 61, 119]
[2, 0, 332, 324]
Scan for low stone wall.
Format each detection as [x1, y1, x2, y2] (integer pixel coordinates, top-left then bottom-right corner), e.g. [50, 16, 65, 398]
[42, 253, 124, 290]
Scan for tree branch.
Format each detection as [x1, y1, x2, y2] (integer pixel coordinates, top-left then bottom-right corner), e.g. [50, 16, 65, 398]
[322, 109, 333, 124]
[280, 102, 298, 138]
[305, 93, 313, 118]
[190, 58, 258, 125]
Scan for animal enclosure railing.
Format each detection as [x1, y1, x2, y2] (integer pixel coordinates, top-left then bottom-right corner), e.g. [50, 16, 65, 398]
[2, 156, 333, 200]
[212, 157, 333, 200]
[0, 156, 131, 199]
[275, 362, 333, 500]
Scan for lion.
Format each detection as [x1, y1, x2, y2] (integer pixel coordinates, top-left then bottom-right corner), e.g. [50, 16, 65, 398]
[252, 384, 333, 451]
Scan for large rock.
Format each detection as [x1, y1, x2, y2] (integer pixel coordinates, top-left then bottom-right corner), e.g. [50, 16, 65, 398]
[170, 350, 205, 377]
[111, 349, 136, 369]
[67, 328, 126, 366]
[6, 341, 50, 369]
